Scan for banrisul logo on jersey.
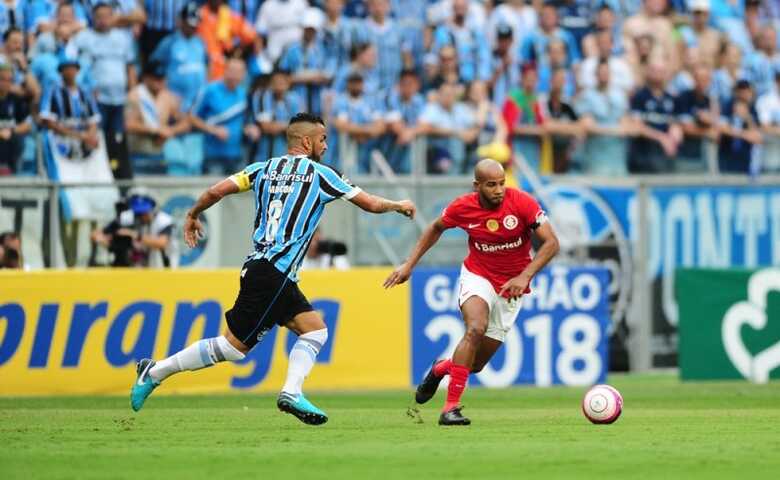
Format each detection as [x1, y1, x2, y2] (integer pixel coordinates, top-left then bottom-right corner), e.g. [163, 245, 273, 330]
[410, 266, 611, 387]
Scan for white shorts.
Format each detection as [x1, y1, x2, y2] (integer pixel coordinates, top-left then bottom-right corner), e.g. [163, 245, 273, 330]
[457, 265, 521, 342]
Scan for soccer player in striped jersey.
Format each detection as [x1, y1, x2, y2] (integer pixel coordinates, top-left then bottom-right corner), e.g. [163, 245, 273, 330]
[130, 112, 416, 425]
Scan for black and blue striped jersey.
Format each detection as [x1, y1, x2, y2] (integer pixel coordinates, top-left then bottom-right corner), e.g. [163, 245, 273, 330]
[230, 155, 361, 281]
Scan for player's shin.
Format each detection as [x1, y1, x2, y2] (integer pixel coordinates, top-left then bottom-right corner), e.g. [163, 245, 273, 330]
[148, 336, 246, 383]
[281, 328, 328, 395]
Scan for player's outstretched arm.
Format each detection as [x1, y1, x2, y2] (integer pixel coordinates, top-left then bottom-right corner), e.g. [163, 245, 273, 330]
[499, 222, 560, 298]
[183, 178, 240, 248]
[383, 217, 450, 289]
[348, 191, 416, 218]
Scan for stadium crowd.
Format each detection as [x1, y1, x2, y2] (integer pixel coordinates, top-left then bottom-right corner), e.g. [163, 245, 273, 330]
[0, 0, 778, 178]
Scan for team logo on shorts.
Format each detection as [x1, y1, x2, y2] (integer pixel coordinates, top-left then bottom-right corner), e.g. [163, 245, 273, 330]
[486, 219, 500, 232]
[503, 215, 518, 230]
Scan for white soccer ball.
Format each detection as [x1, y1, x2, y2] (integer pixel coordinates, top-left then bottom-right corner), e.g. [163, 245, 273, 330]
[582, 384, 623, 424]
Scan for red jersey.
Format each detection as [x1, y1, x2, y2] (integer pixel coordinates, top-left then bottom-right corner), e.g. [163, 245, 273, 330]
[441, 187, 547, 294]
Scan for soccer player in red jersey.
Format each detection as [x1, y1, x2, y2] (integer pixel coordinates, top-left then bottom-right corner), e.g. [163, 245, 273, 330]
[384, 159, 560, 425]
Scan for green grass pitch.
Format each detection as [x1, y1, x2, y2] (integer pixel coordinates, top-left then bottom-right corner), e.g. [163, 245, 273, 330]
[2, 373, 779, 479]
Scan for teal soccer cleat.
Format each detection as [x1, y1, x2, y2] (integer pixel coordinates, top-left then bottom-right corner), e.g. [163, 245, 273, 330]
[130, 358, 159, 412]
[277, 392, 328, 426]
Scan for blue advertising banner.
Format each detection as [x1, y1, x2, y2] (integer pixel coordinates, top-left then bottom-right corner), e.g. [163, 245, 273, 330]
[411, 266, 611, 387]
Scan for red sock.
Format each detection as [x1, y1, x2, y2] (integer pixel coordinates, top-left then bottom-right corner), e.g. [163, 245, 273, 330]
[443, 364, 469, 412]
[432, 359, 452, 377]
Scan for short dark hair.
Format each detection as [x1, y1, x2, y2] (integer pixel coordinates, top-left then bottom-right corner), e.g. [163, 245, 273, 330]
[289, 112, 325, 127]
[3, 27, 21, 42]
[93, 1, 113, 14]
[0, 231, 18, 245]
[271, 67, 291, 77]
[399, 68, 418, 79]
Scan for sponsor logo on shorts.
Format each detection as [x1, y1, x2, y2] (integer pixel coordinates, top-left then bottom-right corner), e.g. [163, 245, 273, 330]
[473, 237, 523, 252]
[503, 215, 518, 230]
[486, 219, 500, 232]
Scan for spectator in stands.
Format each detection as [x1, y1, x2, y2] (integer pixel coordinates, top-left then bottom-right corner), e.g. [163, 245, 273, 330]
[422, 44, 462, 95]
[675, 65, 718, 172]
[332, 42, 380, 96]
[331, 71, 385, 173]
[72, 2, 136, 178]
[247, 31, 273, 80]
[538, 38, 576, 100]
[85, 0, 147, 30]
[502, 63, 547, 171]
[125, 61, 190, 175]
[719, 79, 762, 173]
[419, 81, 479, 175]
[384, 68, 425, 174]
[712, 41, 745, 105]
[25, 0, 88, 44]
[322, 0, 358, 77]
[430, 0, 491, 83]
[190, 57, 248, 175]
[150, 3, 206, 114]
[581, 3, 624, 58]
[744, 26, 780, 97]
[629, 32, 659, 89]
[141, 0, 188, 64]
[427, 0, 487, 30]
[358, 0, 409, 92]
[489, 23, 520, 108]
[0, 63, 30, 176]
[668, 47, 701, 96]
[544, 68, 581, 173]
[555, 0, 598, 49]
[250, 68, 302, 160]
[278, 8, 330, 115]
[228, 0, 261, 25]
[0, 28, 41, 102]
[628, 61, 682, 173]
[579, 27, 634, 94]
[576, 60, 632, 175]
[679, 0, 721, 69]
[29, 2, 84, 56]
[198, 0, 256, 79]
[254, 0, 307, 62]
[389, 0, 426, 71]
[465, 79, 507, 168]
[757, 70, 780, 173]
[39, 54, 101, 161]
[623, 0, 679, 73]
[486, 0, 537, 49]
[520, 2, 580, 67]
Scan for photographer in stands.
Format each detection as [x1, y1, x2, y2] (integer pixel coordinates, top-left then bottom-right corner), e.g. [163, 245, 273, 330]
[91, 188, 179, 268]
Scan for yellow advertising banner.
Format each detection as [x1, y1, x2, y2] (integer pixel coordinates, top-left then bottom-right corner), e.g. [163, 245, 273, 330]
[0, 268, 409, 395]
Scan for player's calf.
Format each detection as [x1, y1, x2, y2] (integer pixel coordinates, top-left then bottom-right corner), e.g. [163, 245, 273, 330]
[129, 336, 245, 412]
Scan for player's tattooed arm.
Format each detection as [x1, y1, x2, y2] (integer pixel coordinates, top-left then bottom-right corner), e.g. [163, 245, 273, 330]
[384, 218, 450, 288]
[183, 178, 240, 248]
[349, 191, 416, 218]
[499, 222, 560, 298]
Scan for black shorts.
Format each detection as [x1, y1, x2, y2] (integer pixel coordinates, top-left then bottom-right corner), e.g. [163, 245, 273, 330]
[225, 258, 313, 349]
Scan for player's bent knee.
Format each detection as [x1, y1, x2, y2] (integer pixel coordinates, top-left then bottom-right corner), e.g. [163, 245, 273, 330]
[464, 325, 487, 344]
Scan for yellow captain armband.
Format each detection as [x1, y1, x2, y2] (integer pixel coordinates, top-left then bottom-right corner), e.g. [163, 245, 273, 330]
[230, 171, 252, 192]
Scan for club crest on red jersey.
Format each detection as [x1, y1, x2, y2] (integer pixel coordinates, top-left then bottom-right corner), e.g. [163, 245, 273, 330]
[503, 215, 518, 230]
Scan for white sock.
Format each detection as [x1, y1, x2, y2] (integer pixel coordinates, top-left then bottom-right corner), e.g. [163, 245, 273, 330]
[281, 328, 328, 395]
[148, 336, 245, 383]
